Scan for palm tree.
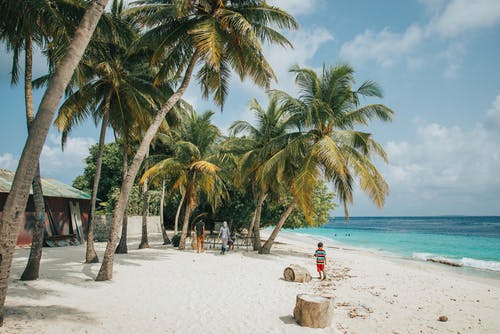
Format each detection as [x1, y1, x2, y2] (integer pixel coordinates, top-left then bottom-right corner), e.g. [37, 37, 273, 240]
[257, 137, 319, 254]
[138, 148, 150, 249]
[273, 64, 394, 221]
[0, 0, 110, 325]
[226, 97, 295, 250]
[141, 110, 226, 250]
[0, 0, 63, 281]
[140, 131, 180, 244]
[95, 0, 298, 280]
[53, 16, 162, 262]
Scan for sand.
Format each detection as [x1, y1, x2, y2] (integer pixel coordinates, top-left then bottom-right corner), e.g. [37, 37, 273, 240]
[3, 230, 500, 333]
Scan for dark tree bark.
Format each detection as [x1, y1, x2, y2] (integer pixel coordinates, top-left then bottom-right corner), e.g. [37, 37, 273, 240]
[86, 94, 111, 263]
[20, 37, 47, 281]
[252, 193, 267, 251]
[115, 146, 129, 254]
[138, 149, 150, 249]
[160, 178, 171, 244]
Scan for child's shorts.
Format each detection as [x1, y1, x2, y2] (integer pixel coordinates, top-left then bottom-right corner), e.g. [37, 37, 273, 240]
[316, 263, 325, 272]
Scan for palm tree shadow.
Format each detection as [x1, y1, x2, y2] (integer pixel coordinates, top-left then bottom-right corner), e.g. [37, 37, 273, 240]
[4, 304, 95, 323]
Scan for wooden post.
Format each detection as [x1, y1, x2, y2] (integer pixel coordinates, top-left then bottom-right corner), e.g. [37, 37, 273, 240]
[283, 264, 312, 283]
[293, 294, 333, 328]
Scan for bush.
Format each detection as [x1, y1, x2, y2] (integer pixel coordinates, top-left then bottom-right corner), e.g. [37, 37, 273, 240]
[171, 234, 181, 247]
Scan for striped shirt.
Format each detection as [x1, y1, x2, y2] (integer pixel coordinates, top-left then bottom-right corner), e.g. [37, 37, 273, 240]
[314, 248, 326, 264]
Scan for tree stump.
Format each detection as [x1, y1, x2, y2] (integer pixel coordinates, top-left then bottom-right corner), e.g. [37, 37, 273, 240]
[283, 264, 312, 283]
[293, 294, 333, 328]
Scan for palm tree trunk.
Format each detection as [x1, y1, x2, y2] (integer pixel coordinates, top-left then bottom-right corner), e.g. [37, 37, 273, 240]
[86, 94, 111, 263]
[20, 37, 46, 281]
[0, 2, 109, 323]
[115, 145, 129, 254]
[139, 149, 150, 249]
[96, 50, 201, 281]
[178, 205, 192, 250]
[96, 51, 199, 281]
[178, 172, 196, 250]
[174, 191, 186, 235]
[252, 193, 267, 251]
[259, 199, 297, 254]
[160, 178, 170, 244]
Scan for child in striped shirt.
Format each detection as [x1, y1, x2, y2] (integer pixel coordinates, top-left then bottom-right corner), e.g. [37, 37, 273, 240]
[314, 242, 327, 281]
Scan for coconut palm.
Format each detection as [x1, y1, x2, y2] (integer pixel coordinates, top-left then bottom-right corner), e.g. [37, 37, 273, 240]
[257, 136, 320, 254]
[226, 97, 296, 250]
[54, 28, 164, 262]
[140, 110, 226, 250]
[0, 0, 64, 282]
[0, 0, 110, 325]
[273, 64, 394, 222]
[95, 0, 297, 280]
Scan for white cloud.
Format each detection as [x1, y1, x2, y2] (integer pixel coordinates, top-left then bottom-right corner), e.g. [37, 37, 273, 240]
[267, 0, 326, 16]
[0, 135, 94, 184]
[339, 25, 423, 68]
[39, 135, 96, 183]
[340, 0, 500, 75]
[384, 120, 500, 201]
[427, 0, 500, 37]
[486, 94, 500, 130]
[0, 153, 18, 171]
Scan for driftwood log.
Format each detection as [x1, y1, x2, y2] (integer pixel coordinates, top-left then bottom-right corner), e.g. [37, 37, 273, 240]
[427, 258, 463, 267]
[293, 294, 334, 328]
[283, 265, 312, 283]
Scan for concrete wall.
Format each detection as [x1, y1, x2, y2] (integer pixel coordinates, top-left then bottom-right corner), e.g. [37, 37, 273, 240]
[94, 215, 163, 241]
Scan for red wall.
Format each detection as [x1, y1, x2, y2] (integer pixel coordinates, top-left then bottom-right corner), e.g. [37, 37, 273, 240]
[0, 193, 89, 246]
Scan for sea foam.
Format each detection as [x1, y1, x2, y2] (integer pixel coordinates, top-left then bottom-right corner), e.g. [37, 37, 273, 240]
[413, 253, 500, 272]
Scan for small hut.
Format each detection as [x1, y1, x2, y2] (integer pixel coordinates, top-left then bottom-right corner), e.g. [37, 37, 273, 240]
[0, 169, 91, 246]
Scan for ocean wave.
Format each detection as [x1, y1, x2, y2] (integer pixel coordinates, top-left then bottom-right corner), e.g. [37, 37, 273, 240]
[413, 253, 500, 272]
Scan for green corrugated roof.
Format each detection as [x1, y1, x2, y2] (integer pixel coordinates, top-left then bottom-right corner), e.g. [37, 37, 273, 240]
[0, 169, 91, 200]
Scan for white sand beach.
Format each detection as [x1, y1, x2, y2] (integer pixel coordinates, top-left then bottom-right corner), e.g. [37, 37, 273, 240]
[3, 230, 500, 334]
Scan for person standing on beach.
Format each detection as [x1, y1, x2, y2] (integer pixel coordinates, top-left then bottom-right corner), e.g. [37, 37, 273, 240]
[218, 221, 231, 255]
[194, 220, 205, 253]
[314, 242, 327, 280]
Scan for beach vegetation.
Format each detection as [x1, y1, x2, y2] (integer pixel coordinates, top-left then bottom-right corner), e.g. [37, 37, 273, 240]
[226, 96, 296, 250]
[50, 1, 166, 262]
[95, 0, 298, 281]
[257, 64, 394, 253]
[140, 110, 227, 250]
[272, 64, 394, 222]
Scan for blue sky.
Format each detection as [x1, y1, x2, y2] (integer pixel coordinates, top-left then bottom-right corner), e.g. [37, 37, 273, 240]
[1, 0, 500, 216]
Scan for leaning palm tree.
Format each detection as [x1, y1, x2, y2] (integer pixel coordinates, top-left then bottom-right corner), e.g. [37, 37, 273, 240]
[0, 0, 110, 325]
[95, 0, 298, 280]
[226, 97, 296, 250]
[0, 0, 63, 281]
[141, 111, 227, 250]
[273, 64, 394, 221]
[55, 35, 162, 261]
[258, 136, 319, 254]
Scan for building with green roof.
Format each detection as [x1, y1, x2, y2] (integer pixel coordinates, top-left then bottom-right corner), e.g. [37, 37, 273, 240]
[0, 169, 91, 246]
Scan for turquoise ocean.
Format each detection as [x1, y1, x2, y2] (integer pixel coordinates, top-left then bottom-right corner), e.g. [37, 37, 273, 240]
[288, 216, 500, 273]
